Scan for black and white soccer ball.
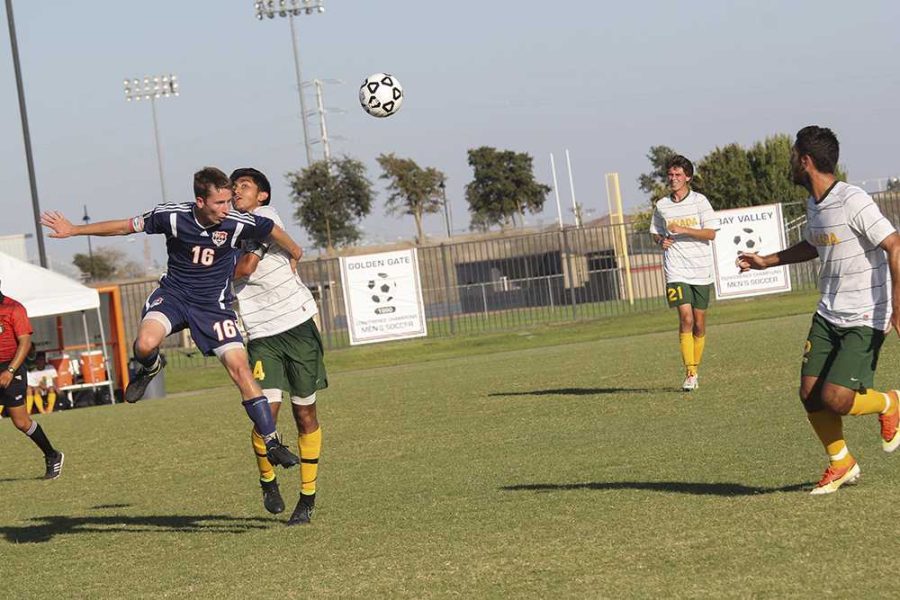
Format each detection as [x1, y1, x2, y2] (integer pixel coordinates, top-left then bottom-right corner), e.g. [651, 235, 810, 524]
[367, 272, 396, 304]
[359, 73, 404, 118]
[733, 227, 763, 254]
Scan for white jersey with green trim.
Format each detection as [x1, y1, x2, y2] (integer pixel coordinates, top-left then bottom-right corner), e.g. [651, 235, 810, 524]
[650, 191, 720, 285]
[805, 181, 896, 330]
[233, 205, 318, 340]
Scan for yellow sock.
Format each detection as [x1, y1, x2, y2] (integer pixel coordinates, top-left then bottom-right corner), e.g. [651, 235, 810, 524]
[679, 333, 697, 376]
[807, 410, 854, 468]
[26, 391, 34, 414]
[34, 393, 46, 414]
[299, 427, 322, 495]
[693, 335, 706, 368]
[251, 428, 275, 482]
[848, 389, 891, 416]
[46, 391, 57, 413]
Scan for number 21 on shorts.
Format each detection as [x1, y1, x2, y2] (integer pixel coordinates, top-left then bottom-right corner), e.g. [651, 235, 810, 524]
[212, 319, 239, 341]
[667, 285, 684, 303]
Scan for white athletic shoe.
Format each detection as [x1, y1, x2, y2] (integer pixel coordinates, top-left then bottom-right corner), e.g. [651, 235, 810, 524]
[682, 374, 699, 391]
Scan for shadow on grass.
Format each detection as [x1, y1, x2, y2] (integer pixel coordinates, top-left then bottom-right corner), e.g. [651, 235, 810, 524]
[488, 387, 671, 397]
[1, 514, 273, 544]
[0, 477, 39, 483]
[501, 481, 809, 496]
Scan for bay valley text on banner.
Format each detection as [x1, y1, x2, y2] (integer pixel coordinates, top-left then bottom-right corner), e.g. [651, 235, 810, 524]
[339, 249, 427, 345]
[712, 203, 792, 300]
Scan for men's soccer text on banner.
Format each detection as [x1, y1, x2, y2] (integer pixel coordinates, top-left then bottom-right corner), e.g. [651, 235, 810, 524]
[712, 203, 792, 300]
[339, 249, 427, 345]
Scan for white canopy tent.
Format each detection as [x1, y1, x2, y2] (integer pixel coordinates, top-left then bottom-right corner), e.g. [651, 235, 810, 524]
[0, 251, 115, 403]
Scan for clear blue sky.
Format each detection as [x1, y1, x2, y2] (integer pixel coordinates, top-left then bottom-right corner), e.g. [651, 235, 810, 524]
[2, 0, 898, 270]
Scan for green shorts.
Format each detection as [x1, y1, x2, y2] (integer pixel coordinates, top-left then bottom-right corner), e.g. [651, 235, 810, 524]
[801, 312, 884, 391]
[666, 282, 711, 310]
[247, 319, 328, 400]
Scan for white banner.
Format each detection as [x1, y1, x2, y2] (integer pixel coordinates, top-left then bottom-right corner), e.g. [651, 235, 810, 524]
[712, 203, 792, 300]
[339, 249, 427, 345]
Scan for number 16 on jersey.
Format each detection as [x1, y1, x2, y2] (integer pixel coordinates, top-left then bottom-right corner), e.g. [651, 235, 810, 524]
[212, 319, 239, 341]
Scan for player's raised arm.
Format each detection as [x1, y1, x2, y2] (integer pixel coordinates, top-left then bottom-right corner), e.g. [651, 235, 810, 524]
[878, 231, 900, 337]
[268, 225, 302, 261]
[41, 211, 134, 238]
[667, 223, 716, 241]
[234, 249, 263, 280]
[737, 240, 818, 272]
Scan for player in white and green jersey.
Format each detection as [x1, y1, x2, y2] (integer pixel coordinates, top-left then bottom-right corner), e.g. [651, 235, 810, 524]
[650, 155, 720, 391]
[231, 167, 326, 525]
[739, 126, 900, 495]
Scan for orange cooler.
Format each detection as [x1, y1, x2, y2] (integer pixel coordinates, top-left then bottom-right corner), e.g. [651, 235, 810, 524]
[80, 350, 107, 383]
[49, 354, 74, 387]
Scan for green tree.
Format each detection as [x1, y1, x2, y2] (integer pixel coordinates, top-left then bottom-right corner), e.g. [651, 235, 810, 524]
[637, 145, 680, 201]
[72, 246, 144, 281]
[746, 134, 809, 221]
[637, 135, 853, 227]
[696, 143, 758, 210]
[465, 146, 551, 230]
[376, 153, 446, 244]
[288, 157, 374, 252]
[630, 207, 654, 233]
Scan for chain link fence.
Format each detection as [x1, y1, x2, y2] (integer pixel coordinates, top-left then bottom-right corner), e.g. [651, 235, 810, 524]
[116, 192, 900, 368]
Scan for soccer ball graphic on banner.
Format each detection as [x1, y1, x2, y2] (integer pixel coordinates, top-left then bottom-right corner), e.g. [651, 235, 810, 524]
[368, 272, 396, 309]
[733, 227, 763, 254]
[359, 73, 404, 118]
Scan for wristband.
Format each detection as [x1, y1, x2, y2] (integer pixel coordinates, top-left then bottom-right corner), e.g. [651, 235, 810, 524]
[6, 366, 16, 374]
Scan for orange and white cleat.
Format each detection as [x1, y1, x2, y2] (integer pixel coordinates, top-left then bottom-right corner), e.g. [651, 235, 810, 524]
[879, 390, 900, 453]
[810, 461, 860, 495]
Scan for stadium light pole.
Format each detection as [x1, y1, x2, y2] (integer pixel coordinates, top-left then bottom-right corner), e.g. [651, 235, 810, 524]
[124, 74, 179, 203]
[5, 0, 47, 267]
[255, 0, 326, 167]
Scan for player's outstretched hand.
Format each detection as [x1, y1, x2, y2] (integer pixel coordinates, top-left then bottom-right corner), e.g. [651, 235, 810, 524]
[736, 252, 766, 273]
[40, 211, 75, 238]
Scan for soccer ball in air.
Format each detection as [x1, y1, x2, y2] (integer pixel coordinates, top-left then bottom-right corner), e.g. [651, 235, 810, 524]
[368, 273, 396, 304]
[733, 227, 763, 254]
[359, 73, 404, 118]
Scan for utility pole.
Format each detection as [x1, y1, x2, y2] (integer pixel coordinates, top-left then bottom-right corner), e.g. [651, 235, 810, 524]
[82, 205, 94, 281]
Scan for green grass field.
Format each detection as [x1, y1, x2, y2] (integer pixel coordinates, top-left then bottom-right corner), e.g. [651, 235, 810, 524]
[3, 292, 900, 598]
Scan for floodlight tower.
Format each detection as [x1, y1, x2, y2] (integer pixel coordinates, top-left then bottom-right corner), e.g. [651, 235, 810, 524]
[124, 74, 179, 203]
[254, 0, 326, 167]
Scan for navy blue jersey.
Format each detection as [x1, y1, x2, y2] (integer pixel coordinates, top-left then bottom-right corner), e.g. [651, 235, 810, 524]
[135, 202, 275, 307]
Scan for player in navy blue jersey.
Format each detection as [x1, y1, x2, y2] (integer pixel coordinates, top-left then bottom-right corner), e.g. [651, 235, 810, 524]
[41, 167, 302, 468]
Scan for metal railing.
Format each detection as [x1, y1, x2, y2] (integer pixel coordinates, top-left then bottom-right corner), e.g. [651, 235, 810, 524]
[115, 191, 900, 367]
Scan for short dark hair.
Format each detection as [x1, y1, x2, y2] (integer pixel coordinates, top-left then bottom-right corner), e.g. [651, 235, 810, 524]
[193, 166, 231, 199]
[794, 126, 839, 174]
[230, 167, 272, 206]
[666, 155, 694, 179]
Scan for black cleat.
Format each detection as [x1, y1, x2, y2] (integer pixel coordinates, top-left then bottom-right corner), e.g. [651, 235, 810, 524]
[125, 355, 165, 403]
[266, 440, 300, 468]
[44, 451, 64, 480]
[260, 478, 285, 514]
[287, 494, 315, 526]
